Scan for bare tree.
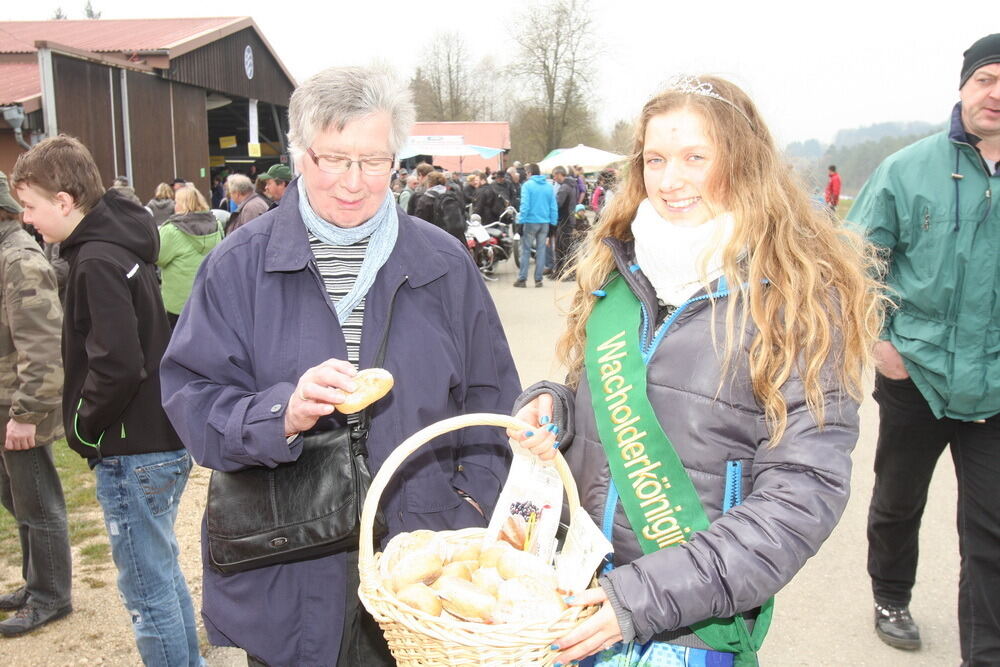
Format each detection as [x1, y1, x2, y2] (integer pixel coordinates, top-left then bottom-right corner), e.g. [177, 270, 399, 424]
[608, 119, 636, 155]
[52, 7, 68, 18]
[84, 1, 101, 18]
[410, 32, 482, 121]
[509, 0, 597, 156]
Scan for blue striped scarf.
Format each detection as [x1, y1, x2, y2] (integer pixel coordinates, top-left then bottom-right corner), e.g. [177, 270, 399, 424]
[296, 177, 398, 324]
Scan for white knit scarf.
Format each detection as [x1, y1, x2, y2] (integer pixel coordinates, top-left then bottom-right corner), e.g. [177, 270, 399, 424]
[631, 199, 735, 306]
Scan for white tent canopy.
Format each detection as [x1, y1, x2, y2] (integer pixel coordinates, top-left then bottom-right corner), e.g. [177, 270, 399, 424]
[536, 144, 627, 173]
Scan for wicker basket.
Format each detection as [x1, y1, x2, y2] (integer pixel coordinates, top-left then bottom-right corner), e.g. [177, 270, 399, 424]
[359, 413, 597, 666]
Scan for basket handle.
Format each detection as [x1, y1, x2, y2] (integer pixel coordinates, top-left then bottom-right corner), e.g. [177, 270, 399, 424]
[359, 412, 581, 565]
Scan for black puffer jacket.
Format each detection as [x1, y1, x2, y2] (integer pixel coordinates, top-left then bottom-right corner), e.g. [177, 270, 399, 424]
[523, 238, 857, 648]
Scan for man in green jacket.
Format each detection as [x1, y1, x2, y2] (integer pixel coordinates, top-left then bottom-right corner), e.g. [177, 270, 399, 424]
[849, 33, 1000, 663]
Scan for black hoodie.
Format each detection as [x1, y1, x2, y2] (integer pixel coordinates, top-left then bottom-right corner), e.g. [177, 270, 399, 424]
[60, 189, 182, 460]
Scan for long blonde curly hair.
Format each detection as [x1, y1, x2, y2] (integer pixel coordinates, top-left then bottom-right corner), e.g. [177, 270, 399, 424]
[559, 76, 887, 444]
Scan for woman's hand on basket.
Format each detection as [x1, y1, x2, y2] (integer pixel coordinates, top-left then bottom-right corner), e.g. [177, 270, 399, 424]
[284, 358, 357, 437]
[551, 587, 623, 666]
[508, 392, 559, 461]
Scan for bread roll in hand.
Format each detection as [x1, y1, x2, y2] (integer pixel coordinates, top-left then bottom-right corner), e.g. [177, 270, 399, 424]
[336, 368, 394, 414]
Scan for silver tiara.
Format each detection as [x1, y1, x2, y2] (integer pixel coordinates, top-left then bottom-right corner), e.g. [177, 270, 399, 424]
[665, 75, 753, 126]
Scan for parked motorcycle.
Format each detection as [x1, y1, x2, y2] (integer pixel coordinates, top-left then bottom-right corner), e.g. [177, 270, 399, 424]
[466, 207, 518, 279]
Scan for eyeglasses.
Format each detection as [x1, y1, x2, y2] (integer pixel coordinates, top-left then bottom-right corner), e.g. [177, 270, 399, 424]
[306, 148, 394, 176]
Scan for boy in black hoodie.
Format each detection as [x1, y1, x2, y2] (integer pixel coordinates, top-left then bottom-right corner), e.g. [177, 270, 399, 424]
[13, 136, 203, 666]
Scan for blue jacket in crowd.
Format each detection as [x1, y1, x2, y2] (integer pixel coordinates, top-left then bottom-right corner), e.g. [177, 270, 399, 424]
[519, 174, 558, 224]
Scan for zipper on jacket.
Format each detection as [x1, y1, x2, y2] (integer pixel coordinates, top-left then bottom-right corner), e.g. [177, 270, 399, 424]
[601, 277, 734, 565]
[723, 460, 743, 513]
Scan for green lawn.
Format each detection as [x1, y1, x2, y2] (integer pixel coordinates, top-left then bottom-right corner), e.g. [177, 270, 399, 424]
[0, 440, 102, 568]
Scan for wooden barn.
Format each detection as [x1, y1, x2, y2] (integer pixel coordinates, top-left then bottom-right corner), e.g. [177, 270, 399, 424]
[0, 17, 295, 200]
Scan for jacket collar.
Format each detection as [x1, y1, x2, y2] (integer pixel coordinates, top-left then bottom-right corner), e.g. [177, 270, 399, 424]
[0, 219, 21, 244]
[604, 235, 729, 322]
[263, 176, 447, 288]
[949, 102, 971, 144]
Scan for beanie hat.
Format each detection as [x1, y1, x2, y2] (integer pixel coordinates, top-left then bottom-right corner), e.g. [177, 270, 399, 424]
[961, 33, 1000, 89]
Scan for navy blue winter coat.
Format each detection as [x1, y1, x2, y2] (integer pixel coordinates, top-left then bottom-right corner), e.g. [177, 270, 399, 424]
[160, 181, 520, 665]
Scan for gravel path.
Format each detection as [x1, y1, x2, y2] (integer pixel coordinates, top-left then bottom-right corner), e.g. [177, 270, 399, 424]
[0, 465, 244, 666]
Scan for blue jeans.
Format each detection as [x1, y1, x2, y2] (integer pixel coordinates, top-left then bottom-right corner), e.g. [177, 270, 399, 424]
[518, 223, 549, 282]
[95, 450, 203, 667]
[0, 435, 72, 611]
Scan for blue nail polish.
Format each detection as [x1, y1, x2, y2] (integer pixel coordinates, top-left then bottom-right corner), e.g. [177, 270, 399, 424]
[539, 415, 551, 425]
[547, 424, 560, 434]
[571, 662, 580, 666]
[554, 663, 563, 667]
[524, 431, 534, 438]
[550, 644, 560, 650]
[553, 440, 561, 449]
[563, 595, 576, 604]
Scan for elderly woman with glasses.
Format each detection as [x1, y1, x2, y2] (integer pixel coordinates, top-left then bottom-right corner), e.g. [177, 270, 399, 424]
[160, 66, 520, 667]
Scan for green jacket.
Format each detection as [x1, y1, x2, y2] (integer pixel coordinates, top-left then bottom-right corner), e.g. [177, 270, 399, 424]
[849, 105, 1000, 420]
[0, 221, 64, 442]
[157, 211, 223, 315]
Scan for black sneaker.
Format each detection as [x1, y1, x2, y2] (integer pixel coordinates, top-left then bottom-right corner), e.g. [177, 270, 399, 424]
[874, 602, 921, 650]
[0, 588, 27, 611]
[535, 280, 543, 287]
[513, 279, 527, 288]
[0, 601, 72, 637]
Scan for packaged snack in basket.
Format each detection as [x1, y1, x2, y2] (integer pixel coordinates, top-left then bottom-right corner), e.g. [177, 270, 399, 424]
[555, 507, 614, 594]
[483, 447, 563, 563]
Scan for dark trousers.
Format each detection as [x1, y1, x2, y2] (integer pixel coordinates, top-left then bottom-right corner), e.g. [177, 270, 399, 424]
[248, 550, 394, 667]
[0, 427, 72, 612]
[867, 373, 1000, 665]
[552, 219, 575, 278]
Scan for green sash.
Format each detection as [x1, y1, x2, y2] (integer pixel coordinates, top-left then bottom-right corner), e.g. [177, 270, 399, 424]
[585, 274, 772, 667]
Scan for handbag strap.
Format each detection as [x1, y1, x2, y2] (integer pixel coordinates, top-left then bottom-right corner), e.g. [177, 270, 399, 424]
[352, 284, 401, 445]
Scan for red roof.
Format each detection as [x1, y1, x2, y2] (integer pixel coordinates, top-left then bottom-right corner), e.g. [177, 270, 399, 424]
[408, 122, 511, 173]
[0, 62, 40, 107]
[0, 17, 245, 54]
[411, 122, 511, 150]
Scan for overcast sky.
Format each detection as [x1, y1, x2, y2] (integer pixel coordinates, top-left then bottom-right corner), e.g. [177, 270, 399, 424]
[6, 1, 994, 150]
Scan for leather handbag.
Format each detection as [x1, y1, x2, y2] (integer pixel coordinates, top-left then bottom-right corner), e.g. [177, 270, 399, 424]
[205, 296, 396, 575]
[206, 422, 386, 574]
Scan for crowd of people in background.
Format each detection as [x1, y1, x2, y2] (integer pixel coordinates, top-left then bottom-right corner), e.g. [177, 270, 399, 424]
[0, 31, 997, 667]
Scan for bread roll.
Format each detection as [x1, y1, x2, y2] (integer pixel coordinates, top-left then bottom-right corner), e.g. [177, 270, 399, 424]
[479, 542, 513, 569]
[492, 577, 566, 624]
[441, 561, 475, 581]
[396, 583, 442, 617]
[391, 550, 444, 592]
[336, 368, 394, 414]
[471, 567, 504, 597]
[449, 541, 482, 563]
[434, 576, 496, 622]
[497, 550, 557, 589]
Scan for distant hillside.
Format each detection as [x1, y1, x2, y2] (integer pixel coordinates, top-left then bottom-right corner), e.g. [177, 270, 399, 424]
[786, 121, 945, 197]
[833, 121, 942, 148]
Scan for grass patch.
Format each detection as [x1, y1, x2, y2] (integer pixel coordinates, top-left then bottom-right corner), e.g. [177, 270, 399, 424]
[82, 576, 107, 589]
[68, 518, 105, 546]
[79, 542, 109, 564]
[0, 440, 106, 566]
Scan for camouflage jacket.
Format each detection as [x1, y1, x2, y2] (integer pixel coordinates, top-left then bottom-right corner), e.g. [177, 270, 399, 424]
[0, 220, 64, 442]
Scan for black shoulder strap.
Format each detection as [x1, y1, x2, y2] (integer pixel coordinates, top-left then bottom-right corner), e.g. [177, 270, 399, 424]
[354, 284, 401, 437]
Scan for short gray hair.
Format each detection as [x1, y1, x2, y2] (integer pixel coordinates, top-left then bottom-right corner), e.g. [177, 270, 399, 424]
[226, 173, 253, 195]
[287, 66, 415, 161]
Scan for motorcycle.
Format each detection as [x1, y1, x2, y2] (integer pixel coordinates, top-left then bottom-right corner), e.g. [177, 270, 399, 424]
[466, 207, 518, 279]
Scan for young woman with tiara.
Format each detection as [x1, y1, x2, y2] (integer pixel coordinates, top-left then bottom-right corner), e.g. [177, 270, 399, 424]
[512, 75, 886, 666]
